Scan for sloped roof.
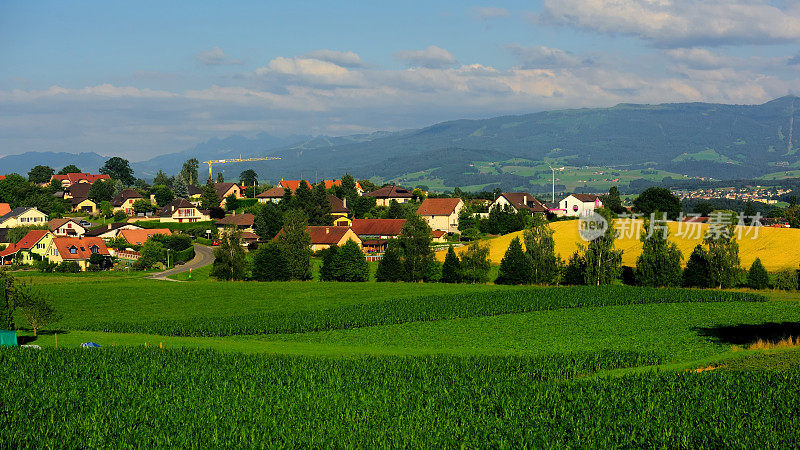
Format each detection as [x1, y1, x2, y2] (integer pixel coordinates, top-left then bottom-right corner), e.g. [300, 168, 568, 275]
[84, 222, 142, 237]
[112, 188, 143, 206]
[306, 226, 353, 245]
[570, 194, 601, 202]
[70, 197, 95, 207]
[214, 182, 240, 199]
[216, 213, 255, 227]
[256, 186, 286, 198]
[159, 198, 197, 217]
[0, 207, 40, 222]
[52, 237, 110, 260]
[187, 185, 203, 196]
[51, 173, 110, 185]
[417, 198, 462, 216]
[350, 218, 406, 237]
[0, 230, 51, 257]
[118, 228, 172, 245]
[498, 193, 548, 213]
[0, 203, 10, 216]
[364, 184, 412, 199]
[48, 218, 84, 232]
[66, 183, 92, 199]
[278, 180, 311, 191]
[328, 195, 350, 214]
[431, 230, 447, 238]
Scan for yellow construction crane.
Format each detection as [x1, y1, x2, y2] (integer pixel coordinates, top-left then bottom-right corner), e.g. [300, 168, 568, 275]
[203, 157, 282, 179]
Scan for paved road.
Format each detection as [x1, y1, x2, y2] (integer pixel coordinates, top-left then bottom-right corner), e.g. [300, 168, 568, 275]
[147, 244, 214, 281]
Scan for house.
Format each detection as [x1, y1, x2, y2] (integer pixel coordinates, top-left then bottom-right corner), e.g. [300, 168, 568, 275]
[490, 193, 548, 214]
[350, 218, 406, 253]
[0, 203, 10, 216]
[48, 218, 87, 237]
[84, 222, 144, 240]
[306, 226, 362, 252]
[158, 198, 210, 223]
[0, 207, 48, 228]
[71, 197, 98, 214]
[276, 180, 312, 191]
[45, 236, 110, 271]
[215, 183, 243, 207]
[112, 189, 143, 214]
[556, 194, 604, 217]
[63, 183, 91, 200]
[216, 213, 255, 234]
[364, 184, 413, 207]
[118, 228, 172, 246]
[0, 230, 54, 266]
[50, 173, 110, 188]
[430, 230, 448, 243]
[112, 249, 141, 267]
[187, 185, 203, 206]
[328, 195, 351, 226]
[417, 198, 464, 233]
[256, 186, 287, 203]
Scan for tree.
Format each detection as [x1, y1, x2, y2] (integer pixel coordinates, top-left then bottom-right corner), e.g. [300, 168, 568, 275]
[240, 169, 258, 187]
[88, 179, 115, 203]
[99, 201, 113, 218]
[460, 242, 491, 284]
[135, 239, 165, 270]
[180, 159, 200, 186]
[153, 170, 171, 187]
[358, 179, 379, 193]
[201, 178, 220, 209]
[225, 194, 240, 212]
[339, 173, 358, 198]
[210, 227, 248, 281]
[693, 202, 714, 217]
[294, 181, 314, 216]
[524, 214, 561, 285]
[251, 241, 290, 281]
[309, 182, 332, 225]
[28, 165, 54, 184]
[0, 270, 16, 331]
[100, 157, 135, 185]
[747, 258, 769, 290]
[633, 187, 681, 220]
[634, 219, 683, 287]
[412, 188, 426, 202]
[277, 210, 312, 280]
[704, 214, 740, 289]
[441, 246, 462, 283]
[786, 204, 800, 229]
[495, 237, 533, 285]
[216, 172, 225, 183]
[376, 242, 405, 282]
[14, 282, 59, 336]
[682, 245, 712, 288]
[562, 251, 586, 285]
[319, 245, 340, 282]
[601, 186, 625, 214]
[582, 209, 623, 286]
[253, 202, 283, 240]
[152, 185, 174, 207]
[330, 240, 368, 282]
[385, 200, 406, 219]
[397, 214, 435, 282]
[132, 198, 156, 215]
[172, 177, 188, 199]
[57, 165, 81, 175]
[113, 210, 128, 222]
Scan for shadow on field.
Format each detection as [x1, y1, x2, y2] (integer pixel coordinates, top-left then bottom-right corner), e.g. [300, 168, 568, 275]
[16, 329, 69, 345]
[694, 322, 800, 345]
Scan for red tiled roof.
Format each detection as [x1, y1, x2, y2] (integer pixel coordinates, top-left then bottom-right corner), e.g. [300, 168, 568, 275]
[278, 180, 312, 191]
[350, 218, 406, 237]
[417, 198, 462, 216]
[306, 226, 352, 245]
[364, 184, 412, 199]
[0, 203, 10, 216]
[431, 230, 447, 238]
[0, 230, 50, 257]
[52, 237, 110, 260]
[118, 228, 172, 245]
[51, 173, 110, 185]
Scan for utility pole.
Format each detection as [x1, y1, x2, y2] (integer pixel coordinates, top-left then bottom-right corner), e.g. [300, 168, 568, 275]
[548, 164, 556, 203]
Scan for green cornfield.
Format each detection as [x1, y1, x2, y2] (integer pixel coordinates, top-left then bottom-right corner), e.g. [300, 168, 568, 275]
[1, 348, 798, 448]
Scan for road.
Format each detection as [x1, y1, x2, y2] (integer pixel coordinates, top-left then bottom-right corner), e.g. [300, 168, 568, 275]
[147, 244, 214, 281]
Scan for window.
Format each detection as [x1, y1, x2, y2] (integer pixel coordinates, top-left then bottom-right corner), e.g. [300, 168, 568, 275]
[69, 247, 77, 254]
[90, 246, 98, 254]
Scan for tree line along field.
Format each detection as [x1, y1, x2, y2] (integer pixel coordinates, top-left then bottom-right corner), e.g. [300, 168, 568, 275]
[442, 219, 800, 271]
[4, 273, 800, 446]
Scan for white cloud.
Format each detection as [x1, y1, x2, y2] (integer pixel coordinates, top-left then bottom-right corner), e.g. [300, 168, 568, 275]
[664, 48, 734, 70]
[540, 0, 800, 47]
[394, 46, 457, 69]
[302, 50, 365, 68]
[196, 47, 243, 66]
[255, 56, 364, 86]
[507, 44, 590, 68]
[470, 6, 510, 20]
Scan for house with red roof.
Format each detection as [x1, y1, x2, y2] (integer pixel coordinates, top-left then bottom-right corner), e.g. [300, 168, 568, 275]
[0, 203, 10, 216]
[48, 218, 87, 237]
[118, 228, 172, 246]
[256, 186, 287, 204]
[305, 226, 362, 252]
[490, 193, 548, 214]
[349, 218, 406, 253]
[363, 184, 413, 207]
[45, 236, 110, 271]
[417, 198, 464, 233]
[50, 173, 110, 188]
[0, 230, 54, 266]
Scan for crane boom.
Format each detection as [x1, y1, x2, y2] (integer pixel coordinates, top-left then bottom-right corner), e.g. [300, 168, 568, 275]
[203, 157, 282, 179]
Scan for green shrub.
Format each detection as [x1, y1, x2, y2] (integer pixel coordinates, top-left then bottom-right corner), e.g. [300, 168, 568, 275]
[770, 269, 798, 291]
[54, 262, 80, 273]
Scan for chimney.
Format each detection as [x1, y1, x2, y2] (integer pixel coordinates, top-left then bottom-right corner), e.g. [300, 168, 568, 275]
[342, 197, 347, 208]
[325, 228, 330, 234]
[523, 195, 527, 205]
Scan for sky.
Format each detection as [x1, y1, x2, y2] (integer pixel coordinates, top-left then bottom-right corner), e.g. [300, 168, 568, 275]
[2, 0, 800, 161]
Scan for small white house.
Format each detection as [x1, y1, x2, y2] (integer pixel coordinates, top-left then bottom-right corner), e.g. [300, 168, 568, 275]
[554, 194, 603, 217]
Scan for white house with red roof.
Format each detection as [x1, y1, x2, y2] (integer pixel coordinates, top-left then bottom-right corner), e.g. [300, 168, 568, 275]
[48, 218, 87, 237]
[45, 236, 110, 271]
[417, 198, 464, 233]
[556, 194, 604, 217]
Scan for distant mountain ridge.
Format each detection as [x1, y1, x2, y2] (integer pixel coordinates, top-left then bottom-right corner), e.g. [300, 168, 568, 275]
[2, 96, 799, 187]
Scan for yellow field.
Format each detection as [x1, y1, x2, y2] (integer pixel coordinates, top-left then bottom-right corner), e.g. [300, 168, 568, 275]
[439, 220, 800, 271]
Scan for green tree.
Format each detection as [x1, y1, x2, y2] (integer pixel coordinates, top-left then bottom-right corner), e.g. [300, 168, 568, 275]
[0, 270, 16, 331]
[210, 227, 248, 281]
[251, 241, 290, 281]
[239, 169, 258, 187]
[180, 159, 200, 186]
[704, 214, 740, 289]
[172, 177, 189, 199]
[88, 179, 115, 203]
[319, 245, 340, 282]
[562, 251, 586, 285]
[113, 210, 128, 222]
[132, 198, 156, 215]
[153, 170, 171, 187]
[747, 258, 769, 290]
[771, 269, 798, 291]
[201, 178, 220, 209]
[134, 239, 165, 270]
[14, 282, 59, 336]
[376, 242, 404, 282]
[693, 202, 714, 217]
[440, 246, 461, 283]
[495, 237, 533, 285]
[100, 157, 135, 185]
[582, 209, 623, 286]
[460, 242, 491, 284]
[786, 204, 800, 229]
[216, 172, 225, 183]
[294, 181, 314, 216]
[633, 187, 681, 220]
[277, 210, 312, 281]
[28, 165, 54, 184]
[602, 186, 625, 214]
[99, 201, 113, 218]
[682, 245, 712, 288]
[339, 173, 358, 198]
[57, 165, 81, 175]
[225, 194, 240, 212]
[253, 202, 283, 240]
[332, 239, 369, 282]
[397, 214, 435, 282]
[152, 185, 174, 207]
[635, 220, 683, 287]
[310, 182, 332, 225]
[385, 200, 406, 219]
[524, 213, 561, 285]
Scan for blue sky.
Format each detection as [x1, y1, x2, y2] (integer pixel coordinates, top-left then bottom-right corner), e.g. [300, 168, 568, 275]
[2, 0, 800, 160]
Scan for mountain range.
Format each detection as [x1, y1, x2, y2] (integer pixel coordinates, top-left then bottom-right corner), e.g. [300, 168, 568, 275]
[2, 96, 799, 190]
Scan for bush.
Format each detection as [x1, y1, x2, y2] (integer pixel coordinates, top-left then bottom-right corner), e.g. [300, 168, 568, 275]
[113, 211, 128, 222]
[460, 242, 491, 284]
[771, 269, 798, 291]
[251, 241, 289, 282]
[55, 261, 80, 273]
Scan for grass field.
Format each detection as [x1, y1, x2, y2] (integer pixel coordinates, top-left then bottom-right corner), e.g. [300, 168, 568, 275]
[4, 271, 800, 446]
[441, 220, 800, 271]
